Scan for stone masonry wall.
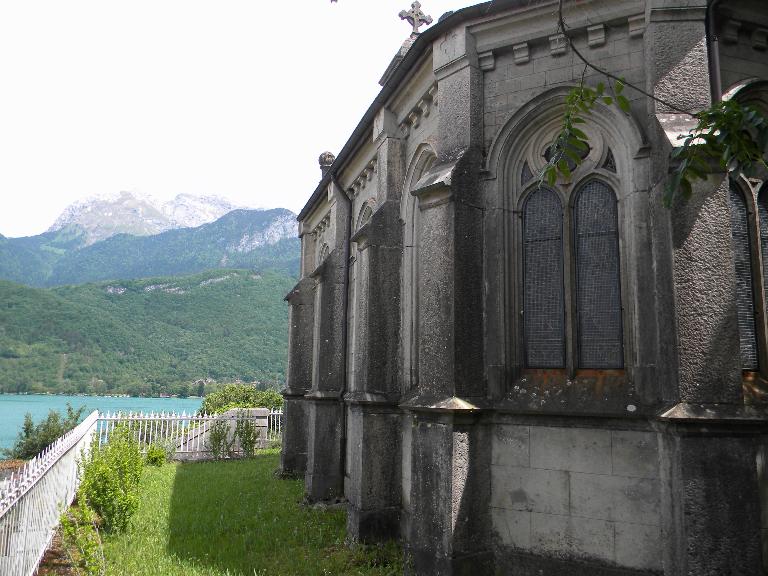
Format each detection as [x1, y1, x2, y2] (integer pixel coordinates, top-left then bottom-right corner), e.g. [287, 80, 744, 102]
[491, 421, 661, 572]
[483, 19, 646, 155]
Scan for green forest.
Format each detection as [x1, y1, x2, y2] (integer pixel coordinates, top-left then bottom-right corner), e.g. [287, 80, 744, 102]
[0, 269, 294, 397]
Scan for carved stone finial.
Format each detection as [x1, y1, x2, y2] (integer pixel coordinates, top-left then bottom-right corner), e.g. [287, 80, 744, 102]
[399, 2, 433, 35]
[319, 151, 335, 177]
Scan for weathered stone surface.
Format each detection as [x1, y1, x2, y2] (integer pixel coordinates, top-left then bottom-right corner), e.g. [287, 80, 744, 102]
[530, 426, 612, 475]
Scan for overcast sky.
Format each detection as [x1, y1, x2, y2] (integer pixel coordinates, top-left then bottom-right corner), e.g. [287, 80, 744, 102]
[0, 0, 464, 238]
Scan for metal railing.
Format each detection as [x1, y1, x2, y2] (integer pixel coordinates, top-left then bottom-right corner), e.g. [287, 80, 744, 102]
[0, 410, 99, 576]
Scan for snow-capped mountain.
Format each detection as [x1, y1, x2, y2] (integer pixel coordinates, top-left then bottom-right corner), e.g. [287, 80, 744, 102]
[48, 191, 252, 245]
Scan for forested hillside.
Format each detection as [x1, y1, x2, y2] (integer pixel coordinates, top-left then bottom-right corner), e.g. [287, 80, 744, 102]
[0, 269, 294, 396]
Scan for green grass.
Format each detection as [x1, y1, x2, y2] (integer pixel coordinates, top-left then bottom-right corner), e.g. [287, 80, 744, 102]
[101, 450, 402, 576]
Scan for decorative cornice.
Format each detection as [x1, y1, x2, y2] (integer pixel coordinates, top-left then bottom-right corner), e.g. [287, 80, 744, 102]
[399, 83, 438, 138]
[347, 158, 378, 199]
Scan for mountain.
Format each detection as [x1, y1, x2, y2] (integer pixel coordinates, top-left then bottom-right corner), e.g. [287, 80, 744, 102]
[48, 191, 251, 245]
[0, 269, 294, 396]
[0, 208, 299, 287]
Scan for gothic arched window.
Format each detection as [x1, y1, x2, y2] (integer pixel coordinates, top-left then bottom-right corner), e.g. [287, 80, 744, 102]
[522, 187, 565, 368]
[574, 180, 623, 369]
[511, 123, 626, 375]
[729, 183, 759, 370]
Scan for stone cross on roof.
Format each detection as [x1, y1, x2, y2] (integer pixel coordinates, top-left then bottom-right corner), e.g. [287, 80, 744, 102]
[399, 2, 433, 35]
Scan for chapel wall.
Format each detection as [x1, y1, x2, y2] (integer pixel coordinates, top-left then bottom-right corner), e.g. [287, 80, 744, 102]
[719, 31, 768, 94]
[491, 418, 662, 572]
[483, 17, 646, 155]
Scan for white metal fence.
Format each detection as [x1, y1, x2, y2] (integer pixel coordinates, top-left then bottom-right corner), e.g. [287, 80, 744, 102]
[96, 409, 284, 456]
[0, 410, 99, 576]
[0, 407, 283, 576]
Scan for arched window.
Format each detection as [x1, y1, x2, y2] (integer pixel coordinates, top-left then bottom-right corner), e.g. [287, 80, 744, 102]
[574, 180, 623, 369]
[523, 187, 565, 368]
[759, 186, 768, 300]
[729, 182, 760, 370]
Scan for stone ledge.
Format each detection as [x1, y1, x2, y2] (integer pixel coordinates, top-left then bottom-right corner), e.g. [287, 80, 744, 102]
[658, 402, 768, 424]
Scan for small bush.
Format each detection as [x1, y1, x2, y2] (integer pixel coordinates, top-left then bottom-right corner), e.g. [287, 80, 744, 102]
[60, 503, 105, 576]
[145, 444, 166, 467]
[235, 417, 259, 457]
[206, 419, 233, 460]
[79, 425, 143, 532]
[199, 384, 283, 415]
[3, 403, 85, 460]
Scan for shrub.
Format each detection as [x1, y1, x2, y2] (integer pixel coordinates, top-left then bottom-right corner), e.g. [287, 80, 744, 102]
[206, 419, 233, 460]
[3, 403, 85, 460]
[145, 444, 166, 467]
[235, 417, 259, 457]
[60, 503, 105, 576]
[199, 384, 283, 415]
[79, 425, 143, 532]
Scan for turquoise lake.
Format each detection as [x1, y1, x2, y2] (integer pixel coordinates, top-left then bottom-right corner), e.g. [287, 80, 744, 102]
[0, 394, 202, 453]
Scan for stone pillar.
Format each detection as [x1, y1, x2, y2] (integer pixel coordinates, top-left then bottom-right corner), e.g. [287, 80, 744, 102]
[402, 27, 491, 574]
[646, 3, 765, 573]
[346, 112, 406, 543]
[304, 191, 350, 503]
[280, 275, 315, 476]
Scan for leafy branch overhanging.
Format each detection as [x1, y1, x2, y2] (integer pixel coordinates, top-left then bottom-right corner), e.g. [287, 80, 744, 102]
[541, 0, 768, 205]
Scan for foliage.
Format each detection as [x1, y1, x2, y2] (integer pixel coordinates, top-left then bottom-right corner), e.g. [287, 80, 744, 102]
[665, 100, 768, 206]
[235, 416, 259, 457]
[0, 269, 294, 396]
[199, 384, 283, 415]
[100, 453, 403, 576]
[59, 503, 106, 576]
[548, 0, 768, 205]
[145, 444, 167, 467]
[205, 419, 234, 460]
[0, 208, 299, 287]
[78, 425, 144, 532]
[542, 79, 629, 187]
[2, 403, 84, 459]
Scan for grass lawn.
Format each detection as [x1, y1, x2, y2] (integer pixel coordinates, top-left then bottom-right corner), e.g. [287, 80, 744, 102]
[101, 450, 401, 576]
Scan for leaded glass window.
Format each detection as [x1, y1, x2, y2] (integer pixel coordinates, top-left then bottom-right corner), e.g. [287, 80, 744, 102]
[730, 184, 759, 370]
[523, 187, 565, 367]
[759, 187, 768, 309]
[574, 180, 623, 369]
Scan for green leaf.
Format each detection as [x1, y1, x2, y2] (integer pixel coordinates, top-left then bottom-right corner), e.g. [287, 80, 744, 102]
[602, 96, 613, 105]
[546, 166, 557, 186]
[570, 128, 588, 140]
[616, 95, 631, 114]
[596, 82, 605, 95]
[614, 79, 624, 95]
[557, 159, 572, 179]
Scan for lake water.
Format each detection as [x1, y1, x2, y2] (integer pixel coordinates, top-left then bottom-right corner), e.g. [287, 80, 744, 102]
[0, 394, 202, 453]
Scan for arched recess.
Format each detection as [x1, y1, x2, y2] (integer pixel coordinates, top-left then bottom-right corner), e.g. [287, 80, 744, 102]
[401, 143, 437, 391]
[488, 86, 647, 386]
[725, 79, 768, 378]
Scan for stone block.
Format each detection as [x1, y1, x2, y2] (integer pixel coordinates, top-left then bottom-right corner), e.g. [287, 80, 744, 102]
[530, 426, 611, 474]
[492, 425, 529, 467]
[614, 521, 662, 571]
[492, 466, 569, 515]
[570, 473, 660, 526]
[492, 507, 531, 549]
[611, 430, 659, 479]
[531, 512, 614, 564]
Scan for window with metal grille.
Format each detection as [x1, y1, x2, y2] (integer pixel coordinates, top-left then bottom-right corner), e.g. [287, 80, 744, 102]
[759, 187, 768, 310]
[574, 180, 623, 369]
[523, 187, 565, 367]
[730, 184, 760, 370]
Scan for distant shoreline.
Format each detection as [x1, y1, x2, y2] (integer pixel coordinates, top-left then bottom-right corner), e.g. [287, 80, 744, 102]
[0, 392, 204, 399]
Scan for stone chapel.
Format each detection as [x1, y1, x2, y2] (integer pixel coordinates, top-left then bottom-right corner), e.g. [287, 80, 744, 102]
[281, 0, 768, 574]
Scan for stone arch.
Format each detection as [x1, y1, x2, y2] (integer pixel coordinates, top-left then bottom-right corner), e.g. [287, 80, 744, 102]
[401, 143, 437, 392]
[356, 203, 373, 232]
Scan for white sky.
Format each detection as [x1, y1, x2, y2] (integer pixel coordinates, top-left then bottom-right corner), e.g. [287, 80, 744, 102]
[0, 0, 464, 238]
